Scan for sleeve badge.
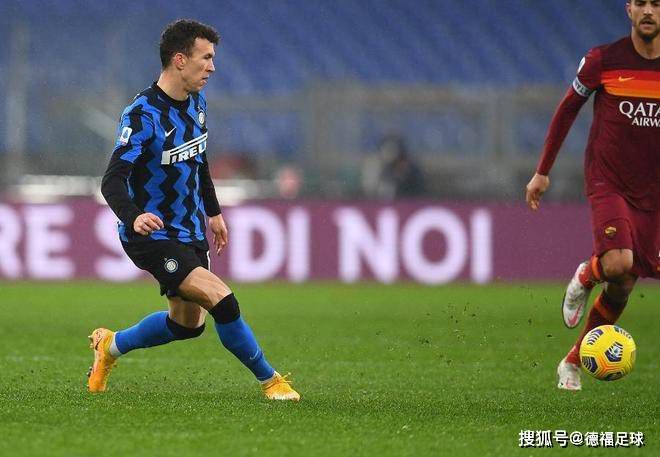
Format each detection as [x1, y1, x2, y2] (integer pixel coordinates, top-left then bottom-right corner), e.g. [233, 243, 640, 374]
[119, 126, 133, 146]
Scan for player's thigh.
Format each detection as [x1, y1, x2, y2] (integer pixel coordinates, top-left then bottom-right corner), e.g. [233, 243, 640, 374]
[627, 206, 660, 279]
[589, 193, 634, 272]
[600, 248, 634, 277]
[168, 296, 207, 328]
[122, 240, 208, 298]
[177, 266, 233, 310]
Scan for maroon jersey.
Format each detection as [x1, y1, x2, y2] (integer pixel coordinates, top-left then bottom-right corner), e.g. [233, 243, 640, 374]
[574, 37, 660, 211]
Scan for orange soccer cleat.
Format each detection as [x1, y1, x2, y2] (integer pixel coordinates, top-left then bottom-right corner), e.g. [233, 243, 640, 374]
[262, 372, 301, 401]
[87, 328, 117, 393]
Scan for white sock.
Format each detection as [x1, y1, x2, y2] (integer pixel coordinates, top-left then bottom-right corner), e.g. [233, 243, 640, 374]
[260, 371, 279, 384]
[108, 334, 123, 358]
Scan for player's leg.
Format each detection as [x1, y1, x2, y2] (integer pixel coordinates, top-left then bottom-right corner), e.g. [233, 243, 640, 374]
[599, 248, 634, 279]
[559, 202, 657, 389]
[105, 296, 205, 355]
[558, 269, 636, 390]
[577, 249, 636, 349]
[177, 268, 274, 381]
[109, 301, 206, 357]
[177, 267, 300, 400]
[562, 248, 634, 328]
[561, 257, 601, 328]
[102, 242, 208, 357]
[557, 254, 608, 389]
[565, 271, 636, 365]
[88, 301, 206, 393]
[88, 241, 208, 392]
[558, 193, 638, 390]
[168, 296, 207, 327]
[562, 193, 635, 329]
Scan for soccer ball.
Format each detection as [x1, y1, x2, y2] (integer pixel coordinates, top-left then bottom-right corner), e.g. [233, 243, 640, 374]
[579, 325, 636, 381]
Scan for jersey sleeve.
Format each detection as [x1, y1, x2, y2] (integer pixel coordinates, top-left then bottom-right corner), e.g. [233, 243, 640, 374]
[112, 109, 155, 163]
[101, 109, 155, 227]
[194, 91, 220, 216]
[535, 88, 589, 175]
[534, 49, 602, 175]
[199, 158, 221, 217]
[572, 47, 602, 98]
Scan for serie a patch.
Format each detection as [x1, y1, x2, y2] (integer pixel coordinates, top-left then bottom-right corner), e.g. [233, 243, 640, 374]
[118, 126, 132, 145]
[605, 342, 624, 363]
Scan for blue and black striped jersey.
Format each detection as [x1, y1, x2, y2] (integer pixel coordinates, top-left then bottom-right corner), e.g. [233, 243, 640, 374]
[101, 83, 220, 245]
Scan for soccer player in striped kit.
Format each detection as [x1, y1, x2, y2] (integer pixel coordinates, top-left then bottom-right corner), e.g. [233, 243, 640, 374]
[90, 19, 300, 400]
[526, 0, 659, 390]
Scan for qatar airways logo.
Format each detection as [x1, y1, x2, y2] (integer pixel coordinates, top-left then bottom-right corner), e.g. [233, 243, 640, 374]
[619, 101, 660, 127]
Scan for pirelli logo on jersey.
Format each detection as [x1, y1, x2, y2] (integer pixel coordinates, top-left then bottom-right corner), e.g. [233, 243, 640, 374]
[161, 133, 208, 165]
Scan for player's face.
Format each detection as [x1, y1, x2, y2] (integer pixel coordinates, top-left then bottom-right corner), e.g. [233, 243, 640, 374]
[182, 38, 216, 93]
[627, 0, 660, 41]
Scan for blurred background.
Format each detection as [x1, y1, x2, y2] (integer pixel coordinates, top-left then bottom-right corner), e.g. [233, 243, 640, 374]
[0, 0, 626, 202]
[0, 0, 632, 283]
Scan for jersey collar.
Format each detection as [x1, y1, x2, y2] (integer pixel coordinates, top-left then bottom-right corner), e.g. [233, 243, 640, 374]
[152, 82, 190, 109]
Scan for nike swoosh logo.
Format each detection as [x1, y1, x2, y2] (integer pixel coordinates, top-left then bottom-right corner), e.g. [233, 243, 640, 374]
[567, 301, 585, 327]
[165, 127, 176, 137]
[249, 350, 260, 361]
[618, 76, 634, 82]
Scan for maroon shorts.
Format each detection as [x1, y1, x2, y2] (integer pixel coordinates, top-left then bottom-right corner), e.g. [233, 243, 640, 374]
[589, 193, 659, 279]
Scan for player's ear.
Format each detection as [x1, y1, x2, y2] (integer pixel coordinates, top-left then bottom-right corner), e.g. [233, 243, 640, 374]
[625, 1, 632, 20]
[173, 52, 187, 70]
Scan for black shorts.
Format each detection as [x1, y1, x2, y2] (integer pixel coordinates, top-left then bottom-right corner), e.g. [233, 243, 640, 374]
[122, 240, 210, 297]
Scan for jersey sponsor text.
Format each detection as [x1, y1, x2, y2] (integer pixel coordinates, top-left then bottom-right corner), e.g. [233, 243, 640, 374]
[161, 133, 208, 165]
[619, 101, 660, 127]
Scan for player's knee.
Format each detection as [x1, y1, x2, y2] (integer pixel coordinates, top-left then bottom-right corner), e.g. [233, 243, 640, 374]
[601, 251, 634, 279]
[197, 288, 224, 309]
[195, 276, 231, 309]
[209, 293, 241, 324]
[166, 315, 205, 340]
[602, 258, 633, 279]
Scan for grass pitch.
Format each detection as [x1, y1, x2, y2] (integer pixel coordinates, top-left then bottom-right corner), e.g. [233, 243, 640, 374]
[0, 281, 658, 456]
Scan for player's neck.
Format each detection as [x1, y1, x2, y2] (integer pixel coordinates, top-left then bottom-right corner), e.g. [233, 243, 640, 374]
[156, 72, 190, 101]
[630, 31, 660, 59]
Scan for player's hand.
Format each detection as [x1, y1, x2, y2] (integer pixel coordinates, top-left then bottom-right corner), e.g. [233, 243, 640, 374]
[133, 212, 164, 235]
[525, 173, 550, 211]
[209, 214, 228, 255]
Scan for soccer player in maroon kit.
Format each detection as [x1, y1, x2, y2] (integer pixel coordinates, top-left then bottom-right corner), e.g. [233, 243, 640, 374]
[525, 0, 659, 390]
